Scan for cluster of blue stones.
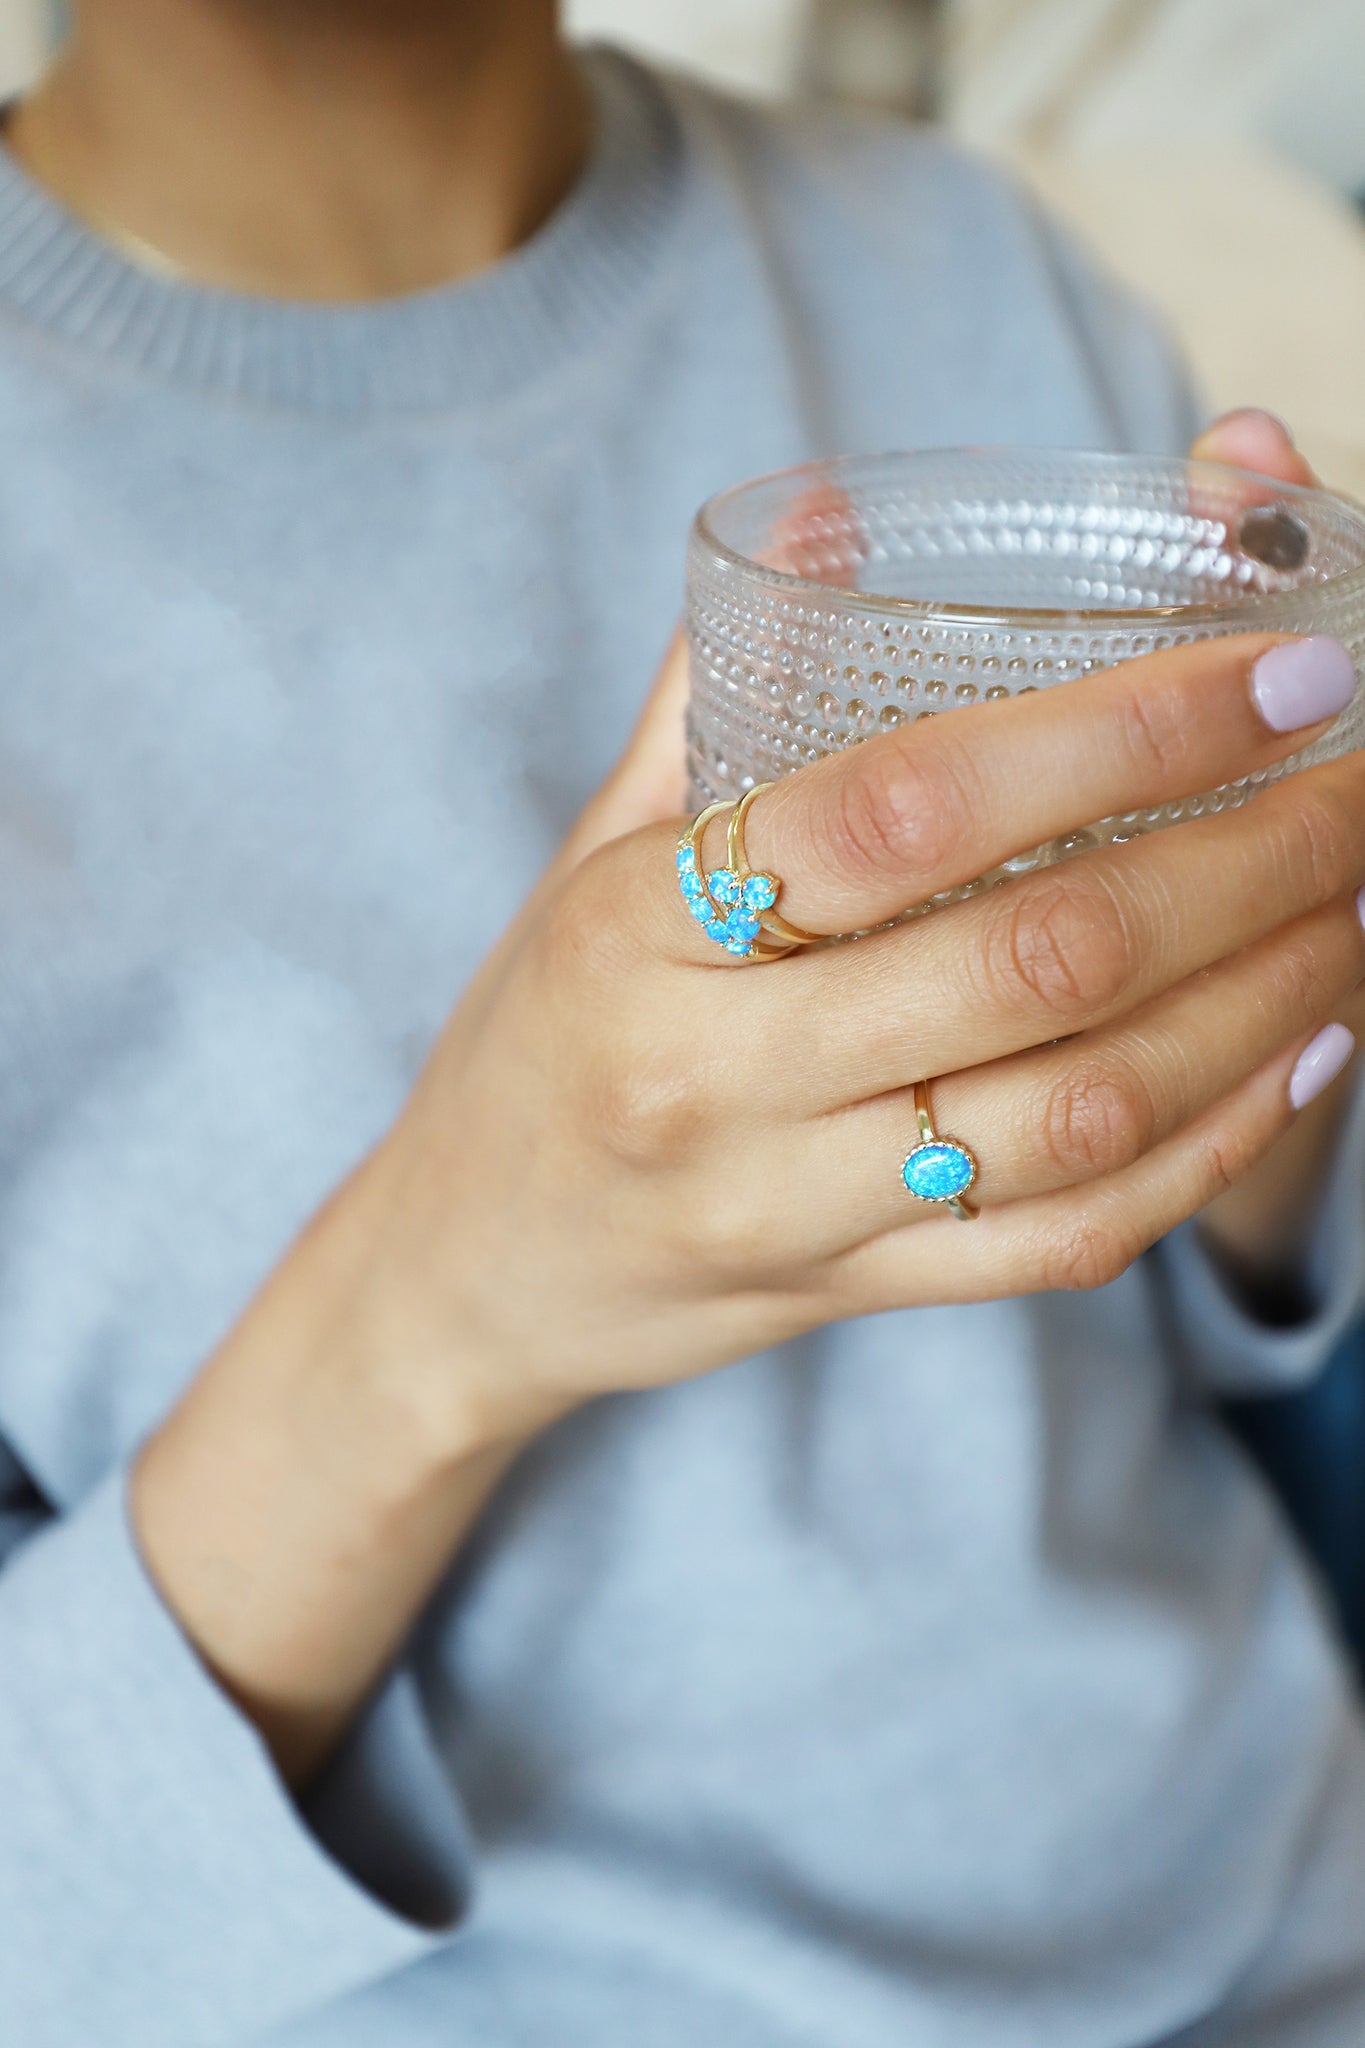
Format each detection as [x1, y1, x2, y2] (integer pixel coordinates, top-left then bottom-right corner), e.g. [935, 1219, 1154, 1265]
[676, 841, 779, 958]
[902, 1140, 977, 1203]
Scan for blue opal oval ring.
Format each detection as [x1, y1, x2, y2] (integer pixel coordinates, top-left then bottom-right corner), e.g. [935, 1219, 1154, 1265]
[676, 787, 819, 962]
[902, 1078, 979, 1220]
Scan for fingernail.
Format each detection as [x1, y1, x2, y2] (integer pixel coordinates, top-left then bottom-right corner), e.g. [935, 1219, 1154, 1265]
[1252, 637, 1355, 732]
[1357, 883, 1365, 933]
[1289, 1022, 1355, 1109]
[1214, 405, 1294, 443]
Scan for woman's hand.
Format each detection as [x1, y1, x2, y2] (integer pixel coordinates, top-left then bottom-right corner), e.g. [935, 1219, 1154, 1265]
[134, 616, 1365, 1781]
[1186, 409, 1365, 1297]
[372, 624, 1363, 1442]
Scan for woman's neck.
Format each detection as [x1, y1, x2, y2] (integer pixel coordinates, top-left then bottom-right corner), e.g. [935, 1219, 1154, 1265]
[5, 0, 591, 300]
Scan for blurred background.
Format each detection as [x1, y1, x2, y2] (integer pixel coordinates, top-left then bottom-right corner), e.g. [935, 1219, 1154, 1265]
[0, 2, 1359, 493]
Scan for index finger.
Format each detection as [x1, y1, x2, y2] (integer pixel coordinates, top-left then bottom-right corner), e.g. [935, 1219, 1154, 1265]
[723, 630, 1357, 936]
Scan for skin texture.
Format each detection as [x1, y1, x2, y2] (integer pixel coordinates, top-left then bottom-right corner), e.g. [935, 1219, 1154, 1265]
[9, 7, 1360, 1783]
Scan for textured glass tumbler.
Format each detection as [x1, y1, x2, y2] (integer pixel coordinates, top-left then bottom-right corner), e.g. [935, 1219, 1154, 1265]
[686, 449, 1365, 912]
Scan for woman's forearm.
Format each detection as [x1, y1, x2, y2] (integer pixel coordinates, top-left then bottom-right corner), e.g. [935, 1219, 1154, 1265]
[130, 1139, 532, 1789]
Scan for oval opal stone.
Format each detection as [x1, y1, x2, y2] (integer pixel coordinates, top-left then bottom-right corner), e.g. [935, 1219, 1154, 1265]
[902, 1141, 975, 1202]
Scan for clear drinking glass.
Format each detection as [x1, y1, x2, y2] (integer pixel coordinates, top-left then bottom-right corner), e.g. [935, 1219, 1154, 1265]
[685, 449, 1365, 912]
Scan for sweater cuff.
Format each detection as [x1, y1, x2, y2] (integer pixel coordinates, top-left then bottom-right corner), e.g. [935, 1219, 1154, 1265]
[0, 1466, 469, 2048]
[303, 1662, 473, 1931]
[1155, 1078, 1365, 1397]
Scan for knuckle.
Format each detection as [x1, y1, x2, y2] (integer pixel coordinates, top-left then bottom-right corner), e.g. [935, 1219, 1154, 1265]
[824, 735, 975, 889]
[1261, 932, 1336, 1026]
[1041, 1057, 1153, 1180]
[985, 871, 1132, 1025]
[1113, 682, 1190, 785]
[593, 1044, 710, 1170]
[1277, 785, 1357, 902]
[680, 1179, 775, 1282]
[1041, 1215, 1139, 1293]
[1196, 1127, 1251, 1206]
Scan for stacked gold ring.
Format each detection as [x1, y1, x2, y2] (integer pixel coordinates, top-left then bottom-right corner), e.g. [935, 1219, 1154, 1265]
[674, 781, 822, 962]
[727, 787, 823, 951]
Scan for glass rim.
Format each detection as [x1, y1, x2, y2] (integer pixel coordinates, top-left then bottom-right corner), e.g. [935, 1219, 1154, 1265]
[689, 446, 1365, 631]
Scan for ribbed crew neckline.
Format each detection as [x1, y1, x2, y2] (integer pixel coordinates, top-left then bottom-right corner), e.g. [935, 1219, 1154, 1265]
[0, 47, 685, 414]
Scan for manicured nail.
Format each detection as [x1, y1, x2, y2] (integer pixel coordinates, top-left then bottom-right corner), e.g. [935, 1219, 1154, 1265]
[1252, 637, 1355, 732]
[1289, 1022, 1355, 1109]
[1357, 883, 1365, 933]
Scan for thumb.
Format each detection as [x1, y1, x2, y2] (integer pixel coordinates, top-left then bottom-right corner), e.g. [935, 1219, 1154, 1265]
[1191, 408, 1320, 488]
[559, 628, 691, 870]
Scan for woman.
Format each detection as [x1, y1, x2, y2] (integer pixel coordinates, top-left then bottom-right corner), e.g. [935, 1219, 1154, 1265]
[3, 4, 1365, 2044]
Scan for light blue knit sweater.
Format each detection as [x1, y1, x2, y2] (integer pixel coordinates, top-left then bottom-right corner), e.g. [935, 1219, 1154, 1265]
[2, 49, 1365, 2048]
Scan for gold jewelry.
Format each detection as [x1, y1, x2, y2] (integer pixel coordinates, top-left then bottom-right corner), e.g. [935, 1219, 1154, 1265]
[902, 1079, 979, 1220]
[78, 211, 187, 281]
[725, 783, 822, 951]
[675, 799, 792, 961]
[0, 100, 188, 279]
[100, 225, 183, 280]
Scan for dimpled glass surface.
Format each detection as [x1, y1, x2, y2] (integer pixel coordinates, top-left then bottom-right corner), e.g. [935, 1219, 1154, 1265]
[685, 450, 1365, 915]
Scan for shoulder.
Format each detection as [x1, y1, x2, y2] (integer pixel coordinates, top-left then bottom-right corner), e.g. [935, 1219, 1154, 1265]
[643, 56, 1201, 457]
[659, 58, 1033, 256]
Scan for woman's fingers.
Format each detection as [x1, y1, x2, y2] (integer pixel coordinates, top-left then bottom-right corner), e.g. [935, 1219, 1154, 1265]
[718, 628, 1355, 938]
[626, 413, 1334, 973]
[821, 1035, 1326, 1318]
[1190, 408, 1319, 490]
[791, 886, 1365, 1251]
[610, 623, 1356, 977]
[756, 476, 868, 583]
[768, 745, 1365, 1109]
[1184, 412, 1323, 577]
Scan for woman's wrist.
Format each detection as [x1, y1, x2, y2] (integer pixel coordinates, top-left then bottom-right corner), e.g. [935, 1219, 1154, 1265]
[131, 1140, 539, 1785]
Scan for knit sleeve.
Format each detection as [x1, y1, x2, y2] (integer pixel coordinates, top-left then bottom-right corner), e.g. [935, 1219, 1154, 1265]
[0, 1450, 472, 2048]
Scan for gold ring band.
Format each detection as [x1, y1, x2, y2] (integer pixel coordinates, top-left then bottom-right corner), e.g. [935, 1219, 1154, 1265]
[726, 784, 822, 950]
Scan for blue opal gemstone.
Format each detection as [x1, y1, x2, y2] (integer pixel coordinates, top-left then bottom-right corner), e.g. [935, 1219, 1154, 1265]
[902, 1141, 976, 1203]
[678, 840, 778, 957]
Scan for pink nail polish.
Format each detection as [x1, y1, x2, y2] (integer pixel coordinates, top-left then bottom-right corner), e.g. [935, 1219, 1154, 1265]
[1252, 638, 1356, 732]
[1289, 1022, 1355, 1109]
